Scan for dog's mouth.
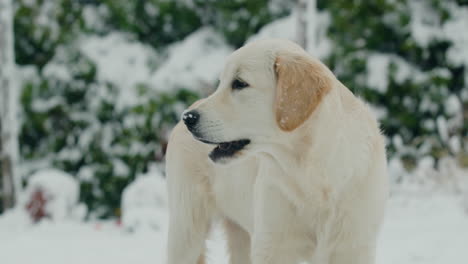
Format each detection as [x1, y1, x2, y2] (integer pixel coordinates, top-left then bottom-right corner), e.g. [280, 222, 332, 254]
[198, 138, 251, 163]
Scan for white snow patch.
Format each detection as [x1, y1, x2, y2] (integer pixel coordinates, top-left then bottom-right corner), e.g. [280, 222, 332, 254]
[121, 167, 167, 232]
[377, 193, 468, 264]
[436, 116, 449, 142]
[1, 192, 467, 264]
[80, 33, 158, 108]
[248, 11, 332, 59]
[410, 1, 468, 85]
[449, 136, 461, 153]
[149, 27, 233, 95]
[366, 52, 428, 93]
[22, 169, 80, 221]
[43, 62, 72, 81]
[112, 159, 130, 178]
[389, 155, 468, 196]
[444, 5, 468, 67]
[366, 54, 390, 92]
[77, 166, 95, 182]
[444, 95, 461, 116]
[410, 0, 444, 47]
[249, 15, 296, 42]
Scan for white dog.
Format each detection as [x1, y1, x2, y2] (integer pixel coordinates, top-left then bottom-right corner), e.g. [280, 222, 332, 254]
[166, 39, 388, 264]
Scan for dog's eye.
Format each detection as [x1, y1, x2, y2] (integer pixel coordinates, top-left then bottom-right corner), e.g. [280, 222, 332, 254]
[232, 79, 249, 90]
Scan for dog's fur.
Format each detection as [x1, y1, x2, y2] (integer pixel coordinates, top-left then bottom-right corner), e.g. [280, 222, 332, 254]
[166, 39, 388, 264]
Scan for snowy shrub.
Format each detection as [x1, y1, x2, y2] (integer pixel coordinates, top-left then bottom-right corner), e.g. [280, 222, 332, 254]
[6, 0, 467, 217]
[19, 42, 198, 218]
[14, 0, 84, 67]
[23, 169, 80, 222]
[148, 27, 233, 94]
[193, 0, 293, 47]
[121, 167, 167, 232]
[321, 0, 467, 169]
[100, 0, 202, 48]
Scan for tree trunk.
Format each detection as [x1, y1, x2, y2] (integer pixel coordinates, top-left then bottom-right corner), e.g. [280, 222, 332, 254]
[296, 0, 308, 49]
[0, 0, 19, 210]
[307, 0, 317, 52]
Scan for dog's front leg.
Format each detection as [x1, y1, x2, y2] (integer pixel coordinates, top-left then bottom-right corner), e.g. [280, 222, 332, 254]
[224, 219, 252, 264]
[167, 186, 212, 264]
[251, 162, 313, 264]
[166, 169, 213, 264]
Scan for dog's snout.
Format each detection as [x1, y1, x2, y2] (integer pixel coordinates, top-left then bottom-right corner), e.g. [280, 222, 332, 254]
[182, 110, 200, 130]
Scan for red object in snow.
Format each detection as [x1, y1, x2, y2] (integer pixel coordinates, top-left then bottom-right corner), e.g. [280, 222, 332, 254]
[26, 189, 49, 222]
[94, 223, 102, 230]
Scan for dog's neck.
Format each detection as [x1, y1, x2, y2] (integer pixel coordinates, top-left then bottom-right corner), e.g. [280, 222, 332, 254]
[293, 83, 346, 164]
[255, 84, 354, 208]
[254, 83, 346, 174]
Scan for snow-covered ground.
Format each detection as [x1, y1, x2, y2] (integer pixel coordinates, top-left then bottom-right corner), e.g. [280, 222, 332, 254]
[2, 2, 467, 264]
[1, 192, 467, 264]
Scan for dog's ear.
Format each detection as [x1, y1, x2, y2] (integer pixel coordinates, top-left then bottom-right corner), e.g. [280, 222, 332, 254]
[274, 51, 332, 131]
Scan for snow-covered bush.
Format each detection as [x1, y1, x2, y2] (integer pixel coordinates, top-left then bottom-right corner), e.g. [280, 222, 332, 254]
[121, 168, 167, 232]
[148, 27, 233, 95]
[6, 0, 467, 217]
[14, 0, 84, 67]
[17, 30, 204, 217]
[192, 0, 293, 47]
[321, 0, 467, 173]
[100, 0, 202, 48]
[23, 169, 81, 222]
[19, 52, 198, 218]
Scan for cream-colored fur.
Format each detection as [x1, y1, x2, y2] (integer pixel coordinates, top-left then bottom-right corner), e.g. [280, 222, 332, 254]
[166, 39, 388, 264]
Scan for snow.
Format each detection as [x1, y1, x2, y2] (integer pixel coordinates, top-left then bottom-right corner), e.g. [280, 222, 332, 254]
[77, 27, 232, 108]
[31, 96, 64, 112]
[148, 27, 233, 95]
[80, 33, 158, 108]
[366, 53, 427, 92]
[366, 54, 390, 93]
[0, 218, 167, 264]
[33, 0, 60, 41]
[377, 193, 468, 264]
[82, 5, 107, 33]
[3, 1, 467, 263]
[248, 10, 332, 59]
[436, 116, 449, 143]
[410, 0, 468, 88]
[444, 4, 468, 68]
[250, 15, 296, 43]
[43, 61, 72, 81]
[444, 95, 461, 116]
[449, 136, 461, 153]
[0, 192, 467, 264]
[2, 163, 468, 264]
[443, 94, 464, 140]
[388, 156, 468, 202]
[112, 159, 130, 178]
[409, 0, 443, 47]
[2, 157, 468, 264]
[21, 169, 81, 221]
[121, 167, 167, 232]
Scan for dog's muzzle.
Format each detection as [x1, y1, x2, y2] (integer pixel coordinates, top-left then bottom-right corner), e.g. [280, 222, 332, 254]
[181, 110, 250, 163]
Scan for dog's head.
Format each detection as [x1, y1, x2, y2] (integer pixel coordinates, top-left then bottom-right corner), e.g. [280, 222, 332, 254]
[182, 39, 333, 164]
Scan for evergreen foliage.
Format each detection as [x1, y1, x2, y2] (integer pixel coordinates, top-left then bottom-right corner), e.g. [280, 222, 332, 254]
[2, 0, 465, 216]
[321, 0, 466, 167]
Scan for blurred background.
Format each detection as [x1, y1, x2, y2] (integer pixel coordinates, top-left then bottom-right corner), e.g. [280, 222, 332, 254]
[0, 0, 467, 263]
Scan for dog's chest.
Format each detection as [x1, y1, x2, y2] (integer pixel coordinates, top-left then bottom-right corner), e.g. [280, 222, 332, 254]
[211, 159, 258, 233]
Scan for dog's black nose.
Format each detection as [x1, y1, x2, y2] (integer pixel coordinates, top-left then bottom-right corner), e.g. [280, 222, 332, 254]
[182, 110, 200, 130]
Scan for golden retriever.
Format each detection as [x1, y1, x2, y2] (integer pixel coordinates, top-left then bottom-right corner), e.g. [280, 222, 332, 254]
[166, 39, 388, 264]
